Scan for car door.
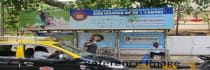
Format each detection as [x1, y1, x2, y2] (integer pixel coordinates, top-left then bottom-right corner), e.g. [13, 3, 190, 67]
[0, 44, 22, 70]
[20, 44, 81, 70]
[20, 58, 82, 70]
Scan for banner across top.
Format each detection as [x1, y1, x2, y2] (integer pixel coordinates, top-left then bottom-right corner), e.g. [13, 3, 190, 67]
[70, 7, 174, 29]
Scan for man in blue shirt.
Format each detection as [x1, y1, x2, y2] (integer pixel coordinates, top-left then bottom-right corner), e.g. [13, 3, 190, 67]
[150, 42, 165, 59]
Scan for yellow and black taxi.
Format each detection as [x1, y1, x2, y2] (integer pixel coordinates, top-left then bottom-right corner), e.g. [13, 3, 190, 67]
[0, 37, 128, 70]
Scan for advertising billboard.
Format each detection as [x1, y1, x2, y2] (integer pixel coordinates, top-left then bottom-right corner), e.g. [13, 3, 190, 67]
[120, 32, 165, 48]
[78, 32, 117, 47]
[78, 32, 165, 48]
[20, 8, 173, 30]
[20, 10, 70, 30]
[70, 7, 173, 29]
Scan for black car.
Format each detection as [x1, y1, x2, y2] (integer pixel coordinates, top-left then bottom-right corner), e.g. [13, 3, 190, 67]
[0, 40, 128, 70]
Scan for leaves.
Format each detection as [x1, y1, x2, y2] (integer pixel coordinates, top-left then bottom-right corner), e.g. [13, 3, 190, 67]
[0, 0, 209, 34]
[1, 0, 51, 34]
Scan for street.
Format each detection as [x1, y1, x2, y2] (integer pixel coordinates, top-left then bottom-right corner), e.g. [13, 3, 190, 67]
[129, 68, 199, 70]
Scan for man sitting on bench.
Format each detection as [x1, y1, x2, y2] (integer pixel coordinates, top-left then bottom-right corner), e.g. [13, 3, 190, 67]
[150, 42, 165, 59]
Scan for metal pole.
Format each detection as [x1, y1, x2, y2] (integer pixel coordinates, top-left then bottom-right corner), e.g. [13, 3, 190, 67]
[164, 30, 169, 63]
[1, 3, 5, 36]
[176, 7, 180, 35]
[116, 31, 120, 58]
[73, 31, 78, 48]
[207, 15, 210, 32]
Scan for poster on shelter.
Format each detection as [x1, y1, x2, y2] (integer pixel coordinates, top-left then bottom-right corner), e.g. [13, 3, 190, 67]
[120, 32, 165, 48]
[20, 10, 70, 30]
[78, 32, 117, 47]
[70, 7, 174, 29]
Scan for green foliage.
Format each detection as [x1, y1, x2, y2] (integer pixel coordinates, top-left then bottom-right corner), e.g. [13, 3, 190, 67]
[1, 0, 59, 34]
[71, 0, 192, 9]
[0, 0, 209, 35]
[202, 13, 209, 23]
[1, 0, 41, 33]
[75, 0, 113, 9]
[193, 0, 210, 11]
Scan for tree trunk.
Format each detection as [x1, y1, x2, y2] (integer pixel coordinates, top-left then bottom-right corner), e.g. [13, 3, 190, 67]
[1, 3, 4, 36]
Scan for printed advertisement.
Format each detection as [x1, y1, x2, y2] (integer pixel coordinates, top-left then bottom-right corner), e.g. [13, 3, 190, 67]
[20, 10, 70, 30]
[120, 32, 165, 48]
[70, 7, 173, 29]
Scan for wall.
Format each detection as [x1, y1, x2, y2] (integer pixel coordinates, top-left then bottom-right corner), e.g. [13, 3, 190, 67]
[167, 36, 210, 55]
[120, 36, 210, 56]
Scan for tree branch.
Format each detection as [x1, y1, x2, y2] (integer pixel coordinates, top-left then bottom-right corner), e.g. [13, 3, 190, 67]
[44, 0, 66, 8]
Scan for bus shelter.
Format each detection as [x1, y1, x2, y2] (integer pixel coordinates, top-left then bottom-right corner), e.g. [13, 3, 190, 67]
[20, 7, 174, 60]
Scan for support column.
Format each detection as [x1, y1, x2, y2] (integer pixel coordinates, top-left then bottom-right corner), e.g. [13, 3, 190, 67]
[116, 31, 121, 58]
[176, 7, 181, 35]
[164, 30, 169, 63]
[73, 31, 78, 48]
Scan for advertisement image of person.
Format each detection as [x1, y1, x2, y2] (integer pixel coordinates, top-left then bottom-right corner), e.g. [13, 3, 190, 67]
[44, 13, 55, 24]
[43, 13, 50, 24]
[48, 16, 56, 24]
[84, 34, 104, 54]
[43, 12, 59, 29]
[33, 11, 46, 29]
[45, 16, 57, 27]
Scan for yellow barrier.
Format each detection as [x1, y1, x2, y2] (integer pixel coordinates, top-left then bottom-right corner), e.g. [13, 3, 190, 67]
[163, 65, 177, 69]
[187, 62, 196, 69]
[136, 64, 150, 69]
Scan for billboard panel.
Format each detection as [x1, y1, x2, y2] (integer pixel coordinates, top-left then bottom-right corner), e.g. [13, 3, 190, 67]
[120, 32, 165, 48]
[20, 10, 70, 30]
[78, 32, 164, 48]
[78, 32, 117, 47]
[70, 7, 173, 29]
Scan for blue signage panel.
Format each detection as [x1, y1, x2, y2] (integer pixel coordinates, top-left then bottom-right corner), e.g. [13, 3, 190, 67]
[120, 32, 165, 48]
[78, 32, 117, 47]
[70, 7, 173, 29]
[78, 32, 164, 48]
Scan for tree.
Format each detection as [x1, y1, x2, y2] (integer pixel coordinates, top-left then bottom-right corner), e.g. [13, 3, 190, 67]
[0, 0, 60, 35]
[0, 0, 209, 35]
[67, 0, 192, 9]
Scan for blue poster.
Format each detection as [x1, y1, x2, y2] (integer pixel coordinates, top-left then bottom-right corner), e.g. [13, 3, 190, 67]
[120, 32, 165, 48]
[70, 7, 173, 29]
[78, 32, 117, 47]
[78, 32, 164, 48]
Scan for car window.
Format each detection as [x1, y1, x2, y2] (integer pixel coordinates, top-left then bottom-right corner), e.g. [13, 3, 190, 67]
[0, 45, 16, 56]
[55, 44, 92, 57]
[24, 44, 72, 60]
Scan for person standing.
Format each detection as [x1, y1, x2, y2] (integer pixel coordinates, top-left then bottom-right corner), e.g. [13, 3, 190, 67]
[84, 34, 104, 54]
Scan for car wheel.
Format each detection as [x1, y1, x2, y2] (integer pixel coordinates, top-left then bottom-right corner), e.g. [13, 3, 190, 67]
[201, 63, 210, 70]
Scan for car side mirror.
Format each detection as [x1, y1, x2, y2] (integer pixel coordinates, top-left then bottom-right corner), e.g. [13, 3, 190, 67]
[58, 54, 71, 60]
[58, 54, 65, 59]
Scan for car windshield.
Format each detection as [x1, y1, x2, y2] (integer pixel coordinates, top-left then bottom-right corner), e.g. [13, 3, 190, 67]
[55, 44, 93, 57]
